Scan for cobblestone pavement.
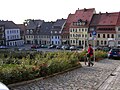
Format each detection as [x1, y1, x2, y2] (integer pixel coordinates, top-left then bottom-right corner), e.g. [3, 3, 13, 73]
[9, 59, 120, 90]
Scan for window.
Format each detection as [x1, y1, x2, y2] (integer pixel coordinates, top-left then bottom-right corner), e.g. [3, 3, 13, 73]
[55, 41, 57, 44]
[103, 34, 105, 38]
[82, 34, 84, 37]
[104, 41, 107, 45]
[90, 33, 92, 37]
[55, 31, 57, 33]
[82, 40, 84, 45]
[7, 36, 9, 40]
[76, 29, 77, 32]
[118, 27, 120, 31]
[98, 34, 100, 38]
[7, 31, 9, 34]
[118, 34, 120, 38]
[73, 29, 74, 32]
[30, 30, 33, 34]
[101, 41, 103, 45]
[82, 29, 84, 32]
[118, 41, 120, 44]
[111, 34, 114, 38]
[107, 34, 110, 38]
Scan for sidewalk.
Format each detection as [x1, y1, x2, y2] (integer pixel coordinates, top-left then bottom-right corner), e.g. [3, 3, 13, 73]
[97, 64, 120, 90]
[9, 59, 120, 90]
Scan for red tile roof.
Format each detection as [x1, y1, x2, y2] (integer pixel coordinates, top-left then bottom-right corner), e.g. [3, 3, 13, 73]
[74, 8, 95, 24]
[90, 12, 119, 26]
[62, 14, 74, 34]
[98, 12, 119, 26]
[63, 8, 95, 33]
[116, 12, 120, 26]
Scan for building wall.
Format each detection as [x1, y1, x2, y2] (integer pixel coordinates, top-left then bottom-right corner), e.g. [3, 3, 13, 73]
[116, 26, 120, 46]
[5, 29, 21, 40]
[88, 33, 115, 46]
[5, 29, 24, 46]
[51, 35, 62, 45]
[69, 28, 88, 47]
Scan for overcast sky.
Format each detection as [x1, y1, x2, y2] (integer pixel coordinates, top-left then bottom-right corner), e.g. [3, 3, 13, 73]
[0, 0, 120, 24]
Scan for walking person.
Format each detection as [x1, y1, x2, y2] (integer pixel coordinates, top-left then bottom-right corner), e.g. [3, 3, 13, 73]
[87, 44, 94, 66]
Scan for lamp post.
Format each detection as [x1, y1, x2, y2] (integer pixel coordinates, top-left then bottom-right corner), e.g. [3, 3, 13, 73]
[92, 31, 97, 62]
[75, 34, 79, 51]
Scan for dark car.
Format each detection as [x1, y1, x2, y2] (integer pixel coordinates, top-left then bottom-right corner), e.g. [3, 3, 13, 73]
[108, 48, 120, 59]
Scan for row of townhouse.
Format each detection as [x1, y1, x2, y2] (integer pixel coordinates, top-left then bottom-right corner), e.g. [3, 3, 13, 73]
[25, 19, 67, 45]
[24, 8, 120, 47]
[64, 8, 120, 47]
[1, 8, 120, 47]
[0, 20, 24, 46]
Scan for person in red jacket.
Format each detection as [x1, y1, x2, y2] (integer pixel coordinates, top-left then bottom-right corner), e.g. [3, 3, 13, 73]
[87, 44, 94, 66]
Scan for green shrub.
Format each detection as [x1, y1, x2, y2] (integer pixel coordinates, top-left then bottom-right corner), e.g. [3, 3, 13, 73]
[0, 51, 82, 85]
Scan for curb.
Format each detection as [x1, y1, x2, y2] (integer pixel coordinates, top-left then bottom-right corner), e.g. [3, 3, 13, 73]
[8, 64, 82, 88]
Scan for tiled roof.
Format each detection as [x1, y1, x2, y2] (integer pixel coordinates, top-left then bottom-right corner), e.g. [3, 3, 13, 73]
[98, 12, 119, 25]
[39, 22, 55, 35]
[53, 19, 66, 27]
[90, 14, 101, 26]
[73, 8, 95, 25]
[17, 24, 26, 35]
[116, 12, 120, 26]
[26, 20, 44, 30]
[90, 12, 119, 26]
[63, 8, 95, 32]
[17, 24, 26, 31]
[63, 14, 74, 31]
[0, 20, 19, 29]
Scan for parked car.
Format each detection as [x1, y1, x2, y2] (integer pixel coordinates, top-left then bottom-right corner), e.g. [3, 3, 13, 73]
[69, 46, 77, 50]
[0, 46, 8, 49]
[61, 45, 70, 50]
[102, 47, 110, 52]
[56, 45, 62, 49]
[31, 45, 39, 49]
[48, 45, 56, 49]
[40, 44, 48, 48]
[0, 82, 9, 90]
[108, 48, 120, 59]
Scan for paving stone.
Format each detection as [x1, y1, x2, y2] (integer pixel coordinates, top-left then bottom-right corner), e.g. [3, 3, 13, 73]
[9, 59, 120, 90]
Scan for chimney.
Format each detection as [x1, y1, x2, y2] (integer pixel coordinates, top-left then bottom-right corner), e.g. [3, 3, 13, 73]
[99, 12, 101, 15]
[84, 8, 87, 11]
[78, 8, 79, 10]
[106, 12, 108, 15]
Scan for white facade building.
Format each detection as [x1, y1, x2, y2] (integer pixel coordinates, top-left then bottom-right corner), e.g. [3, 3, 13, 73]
[0, 21, 24, 46]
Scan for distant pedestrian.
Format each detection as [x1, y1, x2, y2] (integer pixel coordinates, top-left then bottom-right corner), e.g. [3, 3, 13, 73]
[87, 44, 94, 66]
